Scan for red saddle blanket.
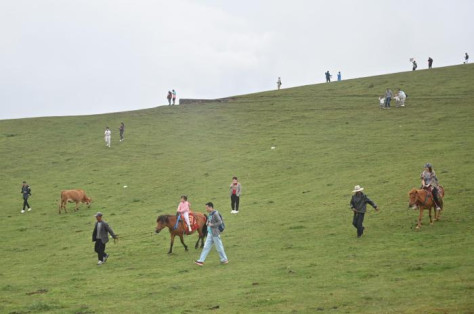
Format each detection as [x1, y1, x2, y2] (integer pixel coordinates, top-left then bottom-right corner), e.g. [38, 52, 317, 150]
[181, 213, 199, 234]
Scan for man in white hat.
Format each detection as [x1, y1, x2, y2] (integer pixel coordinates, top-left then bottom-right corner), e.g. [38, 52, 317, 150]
[350, 185, 379, 238]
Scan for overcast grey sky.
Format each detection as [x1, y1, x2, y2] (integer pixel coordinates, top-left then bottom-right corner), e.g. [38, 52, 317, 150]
[1, 0, 473, 120]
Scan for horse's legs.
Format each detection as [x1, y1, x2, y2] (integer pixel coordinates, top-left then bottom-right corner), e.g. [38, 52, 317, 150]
[416, 208, 423, 229]
[178, 234, 188, 251]
[195, 229, 204, 249]
[168, 234, 175, 254]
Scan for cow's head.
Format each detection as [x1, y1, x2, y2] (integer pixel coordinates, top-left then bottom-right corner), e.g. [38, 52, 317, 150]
[85, 197, 92, 208]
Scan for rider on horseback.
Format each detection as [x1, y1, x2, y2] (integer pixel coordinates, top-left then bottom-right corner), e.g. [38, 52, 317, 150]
[421, 163, 441, 210]
[177, 195, 193, 232]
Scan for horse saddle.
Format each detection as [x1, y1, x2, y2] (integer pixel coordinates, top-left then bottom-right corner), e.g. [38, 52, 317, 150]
[180, 213, 199, 234]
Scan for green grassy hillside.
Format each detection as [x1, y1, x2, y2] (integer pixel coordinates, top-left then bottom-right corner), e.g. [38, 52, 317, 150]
[1, 64, 474, 313]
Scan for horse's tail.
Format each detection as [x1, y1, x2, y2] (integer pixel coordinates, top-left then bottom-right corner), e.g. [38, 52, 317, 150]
[202, 214, 208, 237]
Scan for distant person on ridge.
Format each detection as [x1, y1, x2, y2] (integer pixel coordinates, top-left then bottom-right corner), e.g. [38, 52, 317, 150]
[337, 71, 342, 81]
[119, 122, 125, 142]
[464, 52, 469, 64]
[172, 89, 177, 105]
[412, 60, 418, 71]
[350, 185, 379, 238]
[277, 77, 282, 90]
[384, 88, 393, 109]
[167, 91, 172, 106]
[428, 57, 433, 69]
[104, 126, 111, 148]
[325, 71, 331, 82]
[20, 181, 32, 214]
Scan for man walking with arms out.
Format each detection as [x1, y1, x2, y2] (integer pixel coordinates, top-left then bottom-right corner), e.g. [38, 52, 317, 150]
[350, 185, 379, 238]
[92, 212, 118, 265]
[20, 181, 32, 214]
[194, 202, 228, 266]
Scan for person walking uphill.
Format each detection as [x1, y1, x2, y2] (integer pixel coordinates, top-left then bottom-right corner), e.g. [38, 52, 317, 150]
[194, 202, 228, 266]
[350, 185, 379, 238]
[229, 176, 241, 214]
[104, 126, 111, 147]
[20, 181, 32, 213]
[92, 212, 118, 265]
[119, 122, 125, 142]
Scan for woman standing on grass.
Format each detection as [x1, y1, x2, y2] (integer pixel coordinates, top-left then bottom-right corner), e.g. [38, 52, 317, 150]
[229, 177, 241, 214]
[104, 126, 111, 147]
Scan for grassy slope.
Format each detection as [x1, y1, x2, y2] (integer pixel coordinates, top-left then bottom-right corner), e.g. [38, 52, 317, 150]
[1, 64, 474, 313]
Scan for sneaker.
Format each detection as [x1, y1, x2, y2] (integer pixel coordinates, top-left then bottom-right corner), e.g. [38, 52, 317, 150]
[28, 208, 32, 212]
[194, 260, 204, 266]
[103, 254, 108, 262]
[234, 210, 239, 214]
[436, 207, 441, 211]
[21, 210, 25, 214]
[97, 260, 103, 265]
[221, 260, 229, 264]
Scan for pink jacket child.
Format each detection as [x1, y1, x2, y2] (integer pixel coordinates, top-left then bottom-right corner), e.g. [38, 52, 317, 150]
[177, 195, 192, 232]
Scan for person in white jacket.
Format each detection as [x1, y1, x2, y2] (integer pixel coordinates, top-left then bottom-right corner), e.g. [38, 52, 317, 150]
[104, 127, 111, 147]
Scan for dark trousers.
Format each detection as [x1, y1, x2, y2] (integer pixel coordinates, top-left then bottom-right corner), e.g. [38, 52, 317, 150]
[231, 194, 240, 211]
[22, 197, 30, 210]
[120, 131, 124, 140]
[432, 187, 441, 208]
[95, 240, 106, 261]
[352, 212, 365, 237]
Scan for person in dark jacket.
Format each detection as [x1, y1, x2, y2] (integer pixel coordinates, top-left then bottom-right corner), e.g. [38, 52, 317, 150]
[92, 212, 118, 265]
[350, 185, 379, 238]
[20, 181, 32, 214]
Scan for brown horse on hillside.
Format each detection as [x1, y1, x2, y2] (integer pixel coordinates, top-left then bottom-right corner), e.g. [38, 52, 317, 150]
[155, 213, 207, 254]
[408, 186, 445, 229]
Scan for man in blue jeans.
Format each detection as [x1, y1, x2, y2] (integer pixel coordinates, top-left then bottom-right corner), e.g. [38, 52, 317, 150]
[350, 185, 379, 238]
[194, 202, 228, 266]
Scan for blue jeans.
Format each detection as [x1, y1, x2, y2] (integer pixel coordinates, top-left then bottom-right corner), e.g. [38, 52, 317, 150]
[197, 235, 228, 263]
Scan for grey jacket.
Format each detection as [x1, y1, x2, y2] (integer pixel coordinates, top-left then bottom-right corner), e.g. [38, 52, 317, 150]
[92, 221, 117, 244]
[229, 183, 242, 197]
[208, 210, 223, 237]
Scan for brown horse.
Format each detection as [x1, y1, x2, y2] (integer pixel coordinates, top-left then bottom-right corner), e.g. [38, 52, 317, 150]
[408, 186, 445, 229]
[155, 213, 207, 254]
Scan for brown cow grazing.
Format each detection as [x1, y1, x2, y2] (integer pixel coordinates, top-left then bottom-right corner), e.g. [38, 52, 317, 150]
[59, 189, 92, 214]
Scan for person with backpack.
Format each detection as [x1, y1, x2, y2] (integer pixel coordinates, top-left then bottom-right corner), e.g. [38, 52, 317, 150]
[194, 202, 228, 266]
[20, 181, 32, 213]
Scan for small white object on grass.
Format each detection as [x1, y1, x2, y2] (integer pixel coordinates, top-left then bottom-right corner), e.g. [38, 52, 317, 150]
[123, 185, 128, 188]
[271, 146, 276, 150]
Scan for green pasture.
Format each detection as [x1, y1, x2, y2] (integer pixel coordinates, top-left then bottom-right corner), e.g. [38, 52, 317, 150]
[1, 64, 474, 313]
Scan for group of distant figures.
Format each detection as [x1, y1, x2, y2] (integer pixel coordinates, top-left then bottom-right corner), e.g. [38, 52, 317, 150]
[412, 52, 469, 71]
[167, 89, 177, 105]
[379, 89, 406, 109]
[276, 53, 470, 91]
[276, 71, 342, 90]
[103, 122, 125, 147]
